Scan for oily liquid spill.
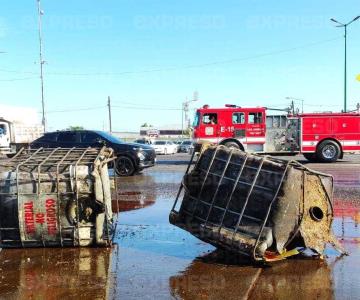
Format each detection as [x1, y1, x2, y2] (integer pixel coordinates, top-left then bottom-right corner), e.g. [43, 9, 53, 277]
[0, 248, 113, 300]
[112, 191, 155, 213]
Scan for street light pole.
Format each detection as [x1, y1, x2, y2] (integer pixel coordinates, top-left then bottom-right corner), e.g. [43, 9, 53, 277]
[37, 0, 46, 132]
[331, 16, 360, 113]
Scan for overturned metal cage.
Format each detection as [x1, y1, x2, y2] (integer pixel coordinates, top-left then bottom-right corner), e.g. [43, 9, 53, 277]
[0, 147, 117, 248]
[170, 145, 343, 261]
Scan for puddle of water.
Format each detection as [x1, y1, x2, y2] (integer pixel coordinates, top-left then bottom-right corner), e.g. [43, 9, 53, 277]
[112, 191, 156, 213]
[115, 196, 214, 260]
[111, 190, 360, 299]
[0, 248, 112, 300]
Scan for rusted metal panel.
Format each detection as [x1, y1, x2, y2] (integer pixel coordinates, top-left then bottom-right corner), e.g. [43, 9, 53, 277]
[170, 144, 345, 262]
[0, 147, 117, 248]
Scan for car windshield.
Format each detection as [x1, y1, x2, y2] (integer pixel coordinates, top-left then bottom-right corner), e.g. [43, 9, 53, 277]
[155, 141, 166, 145]
[96, 131, 123, 143]
[182, 141, 192, 145]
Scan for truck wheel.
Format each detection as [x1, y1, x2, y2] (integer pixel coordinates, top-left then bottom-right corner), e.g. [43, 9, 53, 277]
[115, 156, 136, 176]
[224, 142, 240, 150]
[316, 140, 340, 163]
[303, 153, 318, 162]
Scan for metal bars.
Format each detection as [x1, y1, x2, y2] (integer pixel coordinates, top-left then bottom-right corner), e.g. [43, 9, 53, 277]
[171, 145, 290, 259]
[0, 147, 116, 248]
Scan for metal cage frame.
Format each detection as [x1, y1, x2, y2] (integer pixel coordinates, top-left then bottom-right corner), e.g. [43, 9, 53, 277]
[0, 147, 118, 248]
[171, 145, 333, 261]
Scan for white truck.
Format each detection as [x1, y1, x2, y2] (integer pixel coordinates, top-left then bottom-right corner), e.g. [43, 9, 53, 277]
[0, 105, 44, 156]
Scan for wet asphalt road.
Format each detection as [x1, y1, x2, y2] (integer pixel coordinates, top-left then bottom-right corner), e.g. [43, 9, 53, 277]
[0, 153, 360, 299]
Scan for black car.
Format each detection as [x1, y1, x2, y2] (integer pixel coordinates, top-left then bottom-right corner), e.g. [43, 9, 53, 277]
[30, 130, 156, 176]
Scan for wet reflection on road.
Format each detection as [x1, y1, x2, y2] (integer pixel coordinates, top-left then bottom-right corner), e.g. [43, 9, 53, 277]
[0, 248, 112, 299]
[170, 252, 333, 300]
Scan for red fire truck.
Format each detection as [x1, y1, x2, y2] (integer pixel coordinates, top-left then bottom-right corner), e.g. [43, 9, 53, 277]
[192, 104, 360, 162]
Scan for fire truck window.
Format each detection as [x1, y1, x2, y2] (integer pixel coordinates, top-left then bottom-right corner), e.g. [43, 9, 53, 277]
[232, 113, 245, 124]
[248, 112, 263, 124]
[0, 124, 6, 135]
[202, 113, 217, 125]
[193, 112, 200, 127]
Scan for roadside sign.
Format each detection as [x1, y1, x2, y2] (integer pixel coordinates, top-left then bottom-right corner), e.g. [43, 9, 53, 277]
[146, 129, 159, 137]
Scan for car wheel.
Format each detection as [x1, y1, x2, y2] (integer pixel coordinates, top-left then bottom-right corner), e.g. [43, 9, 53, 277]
[115, 156, 136, 176]
[316, 140, 340, 163]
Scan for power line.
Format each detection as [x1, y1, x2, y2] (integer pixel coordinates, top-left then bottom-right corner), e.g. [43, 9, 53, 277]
[0, 68, 35, 74]
[0, 36, 342, 77]
[112, 105, 181, 111]
[46, 106, 106, 113]
[304, 103, 342, 107]
[45, 104, 181, 114]
[111, 100, 180, 110]
[0, 77, 38, 82]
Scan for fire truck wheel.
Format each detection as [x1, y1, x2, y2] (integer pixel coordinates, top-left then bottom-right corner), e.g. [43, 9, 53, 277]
[316, 140, 341, 163]
[224, 141, 240, 150]
[115, 156, 136, 176]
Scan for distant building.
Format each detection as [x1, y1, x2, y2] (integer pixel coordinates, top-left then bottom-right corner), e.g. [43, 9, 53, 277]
[111, 131, 139, 142]
[140, 124, 186, 139]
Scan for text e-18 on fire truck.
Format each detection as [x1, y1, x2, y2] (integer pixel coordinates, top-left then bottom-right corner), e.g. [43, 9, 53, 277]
[192, 104, 360, 162]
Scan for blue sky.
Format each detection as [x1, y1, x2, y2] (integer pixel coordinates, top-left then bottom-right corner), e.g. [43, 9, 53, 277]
[0, 0, 359, 131]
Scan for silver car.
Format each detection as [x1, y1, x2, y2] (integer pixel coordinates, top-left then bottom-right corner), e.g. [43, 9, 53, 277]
[179, 140, 194, 153]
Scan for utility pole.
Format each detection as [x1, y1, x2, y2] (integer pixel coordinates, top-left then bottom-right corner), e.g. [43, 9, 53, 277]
[37, 0, 46, 132]
[286, 97, 304, 113]
[181, 99, 186, 139]
[107, 96, 112, 133]
[181, 91, 199, 138]
[344, 25, 347, 112]
[331, 16, 360, 112]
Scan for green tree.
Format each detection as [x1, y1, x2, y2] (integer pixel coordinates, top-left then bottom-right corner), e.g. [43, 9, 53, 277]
[66, 125, 84, 131]
[141, 123, 153, 127]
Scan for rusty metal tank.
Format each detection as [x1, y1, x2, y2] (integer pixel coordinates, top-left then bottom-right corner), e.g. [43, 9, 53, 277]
[170, 144, 345, 262]
[0, 147, 117, 248]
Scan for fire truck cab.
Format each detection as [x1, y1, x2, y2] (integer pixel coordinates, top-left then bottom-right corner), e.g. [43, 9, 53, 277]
[193, 105, 267, 152]
[192, 104, 360, 162]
